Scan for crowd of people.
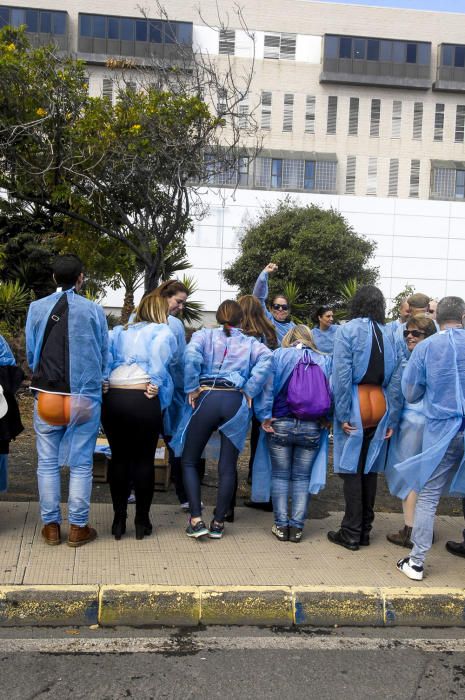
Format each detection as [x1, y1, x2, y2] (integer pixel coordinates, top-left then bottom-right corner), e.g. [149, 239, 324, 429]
[1, 254, 465, 582]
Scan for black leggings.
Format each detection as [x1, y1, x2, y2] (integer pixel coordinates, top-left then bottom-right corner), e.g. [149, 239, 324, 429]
[102, 389, 162, 523]
[340, 428, 378, 542]
[182, 391, 243, 521]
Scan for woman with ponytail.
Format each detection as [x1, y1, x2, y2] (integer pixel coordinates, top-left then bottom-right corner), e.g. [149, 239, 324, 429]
[171, 300, 272, 540]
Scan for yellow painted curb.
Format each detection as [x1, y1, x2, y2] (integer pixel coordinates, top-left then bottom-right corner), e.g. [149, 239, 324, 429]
[200, 586, 293, 626]
[0, 585, 99, 627]
[99, 585, 200, 627]
[382, 587, 465, 627]
[293, 586, 384, 627]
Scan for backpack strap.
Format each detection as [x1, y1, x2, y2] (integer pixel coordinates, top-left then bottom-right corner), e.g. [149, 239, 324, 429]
[40, 293, 69, 356]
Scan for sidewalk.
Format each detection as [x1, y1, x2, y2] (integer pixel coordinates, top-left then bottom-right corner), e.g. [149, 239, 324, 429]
[0, 503, 464, 627]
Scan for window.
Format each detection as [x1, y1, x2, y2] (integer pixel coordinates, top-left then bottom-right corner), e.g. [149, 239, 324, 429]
[25, 10, 38, 32]
[434, 104, 445, 142]
[413, 102, 423, 140]
[327, 96, 338, 134]
[345, 156, 356, 194]
[237, 157, 249, 186]
[304, 161, 315, 190]
[388, 159, 399, 197]
[370, 99, 381, 137]
[442, 45, 465, 68]
[325, 35, 430, 67]
[238, 102, 249, 129]
[271, 159, 283, 188]
[340, 37, 352, 59]
[456, 46, 465, 68]
[217, 88, 227, 116]
[148, 21, 161, 43]
[367, 157, 377, 196]
[406, 43, 417, 64]
[282, 94, 294, 132]
[283, 159, 304, 188]
[264, 32, 296, 60]
[409, 160, 420, 198]
[391, 100, 402, 139]
[219, 29, 235, 55]
[455, 105, 465, 143]
[102, 78, 113, 102]
[432, 168, 455, 198]
[348, 97, 359, 136]
[456, 170, 465, 199]
[305, 96, 316, 134]
[353, 39, 365, 60]
[2, 7, 66, 35]
[261, 91, 272, 130]
[367, 39, 379, 61]
[315, 161, 337, 192]
[78, 13, 192, 52]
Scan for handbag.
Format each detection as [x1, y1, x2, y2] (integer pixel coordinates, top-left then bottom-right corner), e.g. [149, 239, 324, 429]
[358, 384, 386, 429]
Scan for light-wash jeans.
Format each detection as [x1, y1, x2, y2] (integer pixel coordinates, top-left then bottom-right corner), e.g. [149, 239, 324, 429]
[410, 431, 464, 566]
[268, 418, 321, 529]
[34, 403, 100, 527]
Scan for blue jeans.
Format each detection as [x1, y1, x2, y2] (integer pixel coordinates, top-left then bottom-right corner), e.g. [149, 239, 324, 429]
[410, 431, 464, 565]
[268, 418, 321, 529]
[34, 402, 100, 527]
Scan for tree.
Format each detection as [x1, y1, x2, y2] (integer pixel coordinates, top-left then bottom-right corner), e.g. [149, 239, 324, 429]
[0, 16, 259, 292]
[223, 200, 378, 310]
[389, 283, 415, 321]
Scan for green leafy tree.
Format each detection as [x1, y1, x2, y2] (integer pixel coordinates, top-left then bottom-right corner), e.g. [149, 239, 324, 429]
[0, 22, 258, 292]
[223, 200, 378, 309]
[389, 284, 415, 321]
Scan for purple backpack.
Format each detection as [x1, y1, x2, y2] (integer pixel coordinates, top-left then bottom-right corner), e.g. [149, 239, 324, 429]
[287, 350, 331, 420]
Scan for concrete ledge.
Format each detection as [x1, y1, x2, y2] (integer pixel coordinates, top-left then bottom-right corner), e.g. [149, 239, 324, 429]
[294, 586, 384, 627]
[1, 585, 464, 628]
[200, 586, 293, 626]
[382, 587, 465, 627]
[99, 585, 200, 627]
[0, 586, 99, 627]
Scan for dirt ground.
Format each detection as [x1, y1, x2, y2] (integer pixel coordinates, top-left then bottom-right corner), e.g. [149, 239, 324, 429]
[3, 393, 463, 519]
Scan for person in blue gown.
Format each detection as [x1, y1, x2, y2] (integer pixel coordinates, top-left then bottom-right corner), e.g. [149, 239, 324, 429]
[311, 306, 338, 355]
[253, 263, 295, 345]
[171, 300, 272, 540]
[327, 285, 402, 551]
[0, 335, 24, 493]
[25, 255, 108, 547]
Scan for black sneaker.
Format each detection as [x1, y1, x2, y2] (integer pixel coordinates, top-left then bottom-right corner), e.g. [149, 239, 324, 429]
[272, 523, 289, 541]
[185, 519, 209, 539]
[209, 520, 224, 539]
[289, 527, 303, 543]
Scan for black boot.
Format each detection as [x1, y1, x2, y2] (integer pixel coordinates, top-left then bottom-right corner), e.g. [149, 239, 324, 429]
[111, 514, 127, 541]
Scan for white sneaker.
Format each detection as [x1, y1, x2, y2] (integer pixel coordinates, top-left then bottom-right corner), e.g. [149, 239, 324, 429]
[127, 491, 136, 504]
[180, 502, 190, 512]
[397, 556, 424, 581]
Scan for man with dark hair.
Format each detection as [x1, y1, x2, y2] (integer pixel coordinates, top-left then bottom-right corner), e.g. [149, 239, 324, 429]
[396, 296, 465, 580]
[26, 255, 109, 547]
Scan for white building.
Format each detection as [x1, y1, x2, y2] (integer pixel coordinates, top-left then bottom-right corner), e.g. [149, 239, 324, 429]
[4, 0, 465, 311]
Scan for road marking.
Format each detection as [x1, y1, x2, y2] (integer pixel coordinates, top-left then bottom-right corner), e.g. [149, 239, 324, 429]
[0, 636, 464, 654]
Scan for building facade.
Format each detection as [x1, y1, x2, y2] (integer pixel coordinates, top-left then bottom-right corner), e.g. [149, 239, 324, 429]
[3, 0, 465, 310]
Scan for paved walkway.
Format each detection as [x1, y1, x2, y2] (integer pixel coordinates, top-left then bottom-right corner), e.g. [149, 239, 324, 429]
[0, 503, 463, 588]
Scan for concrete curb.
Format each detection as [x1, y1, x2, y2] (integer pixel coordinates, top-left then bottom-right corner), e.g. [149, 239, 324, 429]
[0, 585, 464, 627]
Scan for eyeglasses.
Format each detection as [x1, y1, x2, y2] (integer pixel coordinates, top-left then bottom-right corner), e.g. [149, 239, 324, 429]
[403, 329, 426, 339]
[272, 304, 289, 311]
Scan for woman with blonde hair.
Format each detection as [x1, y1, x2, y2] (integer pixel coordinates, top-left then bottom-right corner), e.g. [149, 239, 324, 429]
[102, 294, 176, 540]
[252, 325, 333, 542]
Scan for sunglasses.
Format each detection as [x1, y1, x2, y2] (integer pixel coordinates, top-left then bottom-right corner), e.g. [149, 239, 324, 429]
[272, 304, 289, 311]
[403, 329, 425, 338]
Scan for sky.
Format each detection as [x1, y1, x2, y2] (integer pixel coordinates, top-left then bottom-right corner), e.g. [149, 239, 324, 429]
[313, 0, 464, 12]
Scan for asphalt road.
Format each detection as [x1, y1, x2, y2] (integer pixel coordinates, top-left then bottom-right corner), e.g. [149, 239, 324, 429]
[1, 627, 465, 699]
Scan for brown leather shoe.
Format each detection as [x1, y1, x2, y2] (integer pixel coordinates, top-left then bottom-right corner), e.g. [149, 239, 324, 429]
[67, 524, 97, 548]
[41, 522, 61, 546]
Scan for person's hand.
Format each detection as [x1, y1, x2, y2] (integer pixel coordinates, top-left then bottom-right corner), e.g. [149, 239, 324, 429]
[342, 421, 357, 435]
[264, 262, 278, 274]
[385, 427, 394, 440]
[188, 388, 201, 408]
[320, 417, 332, 430]
[102, 380, 109, 395]
[261, 418, 276, 433]
[144, 383, 159, 399]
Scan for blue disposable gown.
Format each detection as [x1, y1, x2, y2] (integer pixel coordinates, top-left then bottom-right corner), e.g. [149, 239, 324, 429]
[312, 325, 338, 354]
[163, 315, 187, 437]
[251, 347, 333, 502]
[393, 329, 465, 497]
[0, 335, 15, 366]
[332, 318, 403, 474]
[253, 271, 295, 345]
[384, 355, 426, 497]
[108, 321, 176, 411]
[25, 289, 109, 468]
[171, 327, 272, 456]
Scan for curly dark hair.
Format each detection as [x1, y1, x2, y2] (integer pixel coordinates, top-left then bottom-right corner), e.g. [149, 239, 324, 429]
[349, 285, 386, 324]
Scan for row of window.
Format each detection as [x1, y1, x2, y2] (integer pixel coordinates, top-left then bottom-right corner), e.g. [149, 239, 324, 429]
[250, 92, 465, 142]
[0, 6, 66, 34]
[79, 14, 192, 45]
[324, 35, 430, 66]
[219, 29, 296, 60]
[344, 156, 421, 198]
[204, 155, 337, 193]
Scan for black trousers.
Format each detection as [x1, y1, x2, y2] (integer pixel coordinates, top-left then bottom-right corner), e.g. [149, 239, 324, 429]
[339, 428, 378, 542]
[102, 389, 162, 523]
[182, 391, 242, 521]
[167, 440, 205, 505]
